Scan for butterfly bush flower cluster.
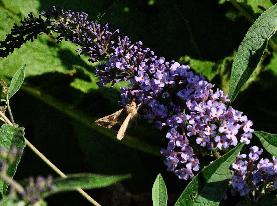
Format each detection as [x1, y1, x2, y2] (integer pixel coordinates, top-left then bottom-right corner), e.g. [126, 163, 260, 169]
[0, 147, 53, 204]
[231, 146, 277, 198]
[20, 176, 53, 204]
[0, 7, 254, 181]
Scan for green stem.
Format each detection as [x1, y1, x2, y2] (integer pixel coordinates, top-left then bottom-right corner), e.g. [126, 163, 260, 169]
[0, 172, 24, 194]
[0, 111, 101, 206]
[24, 139, 101, 206]
[21, 84, 160, 157]
[6, 98, 15, 124]
[212, 148, 221, 159]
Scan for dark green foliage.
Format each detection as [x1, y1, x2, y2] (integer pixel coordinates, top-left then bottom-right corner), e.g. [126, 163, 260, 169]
[229, 4, 277, 102]
[44, 173, 130, 197]
[0, 124, 25, 195]
[174, 144, 244, 206]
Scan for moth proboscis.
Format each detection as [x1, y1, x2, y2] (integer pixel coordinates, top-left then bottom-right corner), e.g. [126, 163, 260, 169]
[95, 101, 140, 140]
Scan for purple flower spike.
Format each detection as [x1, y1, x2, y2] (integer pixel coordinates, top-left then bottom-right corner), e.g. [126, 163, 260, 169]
[231, 146, 277, 197]
[42, 7, 254, 180]
[161, 129, 199, 180]
[0, 7, 255, 181]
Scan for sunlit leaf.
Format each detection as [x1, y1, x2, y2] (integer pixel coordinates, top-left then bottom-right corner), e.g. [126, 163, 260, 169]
[7, 65, 25, 99]
[229, 4, 277, 102]
[152, 174, 167, 206]
[255, 131, 277, 156]
[179, 56, 217, 81]
[175, 144, 244, 206]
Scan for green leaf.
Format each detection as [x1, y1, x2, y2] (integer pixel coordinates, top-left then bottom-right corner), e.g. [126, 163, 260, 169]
[0, 0, 40, 16]
[44, 173, 130, 197]
[0, 195, 27, 206]
[255, 131, 277, 156]
[0, 36, 82, 78]
[179, 56, 217, 81]
[218, 0, 273, 14]
[0, 0, 101, 79]
[0, 0, 89, 78]
[245, 0, 273, 14]
[0, 197, 10, 206]
[229, 4, 277, 102]
[267, 52, 277, 75]
[174, 144, 244, 206]
[152, 174, 168, 206]
[0, 196, 16, 206]
[7, 65, 25, 99]
[0, 6, 20, 40]
[70, 78, 98, 93]
[0, 124, 25, 196]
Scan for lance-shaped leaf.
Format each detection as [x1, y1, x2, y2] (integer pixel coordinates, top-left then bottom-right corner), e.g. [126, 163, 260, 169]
[174, 144, 244, 206]
[0, 124, 26, 196]
[0, 196, 14, 206]
[44, 173, 130, 197]
[229, 4, 277, 102]
[255, 131, 277, 156]
[7, 65, 26, 99]
[152, 174, 168, 206]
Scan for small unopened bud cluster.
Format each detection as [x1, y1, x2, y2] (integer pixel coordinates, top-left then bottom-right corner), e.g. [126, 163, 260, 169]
[0, 147, 53, 204]
[231, 146, 277, 198]
[21, 176, 53, 204]
[0, 13, 50, 58]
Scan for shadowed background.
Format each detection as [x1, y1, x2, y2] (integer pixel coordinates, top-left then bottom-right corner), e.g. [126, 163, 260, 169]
[0, 0, 276, 205]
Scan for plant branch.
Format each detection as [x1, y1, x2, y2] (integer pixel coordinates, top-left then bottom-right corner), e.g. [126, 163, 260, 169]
[24, 140, 102, 206]
[0, 111, 13, 125]
[212, 148, 221, 159]
[0, 172, 25, 194]
[6, 98, 15, 124]
[0, 111, 101, 206]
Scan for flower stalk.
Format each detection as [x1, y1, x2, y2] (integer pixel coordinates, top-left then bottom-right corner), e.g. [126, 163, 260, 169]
[0, 111, 101, 206]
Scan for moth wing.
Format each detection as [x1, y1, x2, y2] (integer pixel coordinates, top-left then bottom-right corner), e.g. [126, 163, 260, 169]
[95, 109, 123, 129]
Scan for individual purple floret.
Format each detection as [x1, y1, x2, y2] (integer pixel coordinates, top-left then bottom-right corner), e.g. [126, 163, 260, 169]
[161, 128, 200, 180]
[0, 7, 254, 180]
[231, 146, 277, 198]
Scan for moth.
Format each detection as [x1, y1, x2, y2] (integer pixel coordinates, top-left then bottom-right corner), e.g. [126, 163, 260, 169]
[95, 101, 140, 140]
